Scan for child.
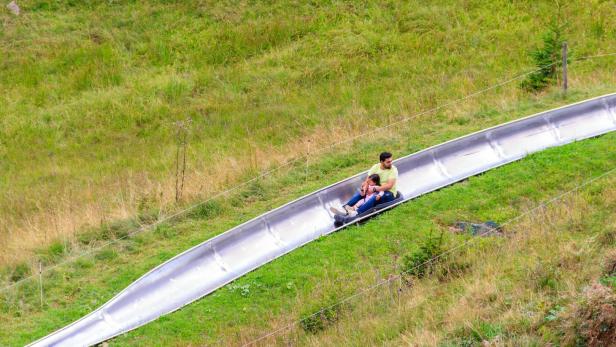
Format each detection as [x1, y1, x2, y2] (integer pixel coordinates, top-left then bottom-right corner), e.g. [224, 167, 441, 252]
[345, 174, 383, 213]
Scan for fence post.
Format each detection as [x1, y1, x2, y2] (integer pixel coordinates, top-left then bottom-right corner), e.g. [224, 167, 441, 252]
[38, 261, 43, 308]
[562, 42, 568, 93]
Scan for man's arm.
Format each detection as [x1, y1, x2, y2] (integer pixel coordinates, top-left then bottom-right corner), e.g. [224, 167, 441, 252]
[374, 178, 395, 192]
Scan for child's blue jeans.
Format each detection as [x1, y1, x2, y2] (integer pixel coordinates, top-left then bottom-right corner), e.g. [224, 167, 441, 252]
[344, 190, 395, 215]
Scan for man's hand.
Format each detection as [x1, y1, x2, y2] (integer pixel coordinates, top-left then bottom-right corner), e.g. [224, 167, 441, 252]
[375, 178, 396, 193]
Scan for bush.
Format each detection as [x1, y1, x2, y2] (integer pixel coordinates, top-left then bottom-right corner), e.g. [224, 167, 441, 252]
[188, 200, 224, 220]
[446, 321, 504, 346]
[154, 224, 177, 238]
[400, 232, 444, 278]
[561, 283, 616, 346]
[602, 249, 616, 277]
[95, 248, 118, 261]
[300, 304, 343, 334]
[78, 218, 137, 245]
[36, 240, 69, 265]
[10, 262, 30, 282]
[530, 262, 561, 292]
[521, 22, 567, 92]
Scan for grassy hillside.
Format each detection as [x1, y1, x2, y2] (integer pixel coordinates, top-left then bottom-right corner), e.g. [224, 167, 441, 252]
[1, 92, 615, 345]
[2, 1, 616, 346]
[1, 0, 616, 268]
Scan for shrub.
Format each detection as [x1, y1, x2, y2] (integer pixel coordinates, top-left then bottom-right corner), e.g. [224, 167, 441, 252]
[521, 22, 567, 92]
[188, 200, 224, 219]
[36, 240, 69, 265]
[10, 262, 30, 282]
[530, 262, 561, 292]
[400, 232, 444, 278]
[446, 321, 504, 346]
[561, 283, 616, 346]
[95, 248, 118, 261]
[602, 249, 616, 277]
[300, 305, 342, 334]
[154, 224, 177, 238]
[78, 218, 137, 245]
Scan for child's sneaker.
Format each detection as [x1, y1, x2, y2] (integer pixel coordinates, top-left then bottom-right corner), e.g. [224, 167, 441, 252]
[344, 205, 355, 214]
[330, 206, 348, 216]
[347, 210, 358, 217]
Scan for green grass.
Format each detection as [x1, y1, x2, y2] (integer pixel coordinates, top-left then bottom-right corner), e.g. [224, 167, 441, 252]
[1, 112, 615, 345]
[2, 1, 616, 345]
[1, 0, 616, 267]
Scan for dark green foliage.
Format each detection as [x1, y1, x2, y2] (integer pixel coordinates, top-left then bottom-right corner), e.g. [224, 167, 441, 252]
[74, 258, 94, 270]
[521, 22, 567, 92]
[600, 275, 616, 289]
[78, 219, 138, 245]
[188, 200, 224, 220]
[231, 181, 269, 206]
[9, 263, 30, 282]
[436, 257, 472, 282]
[300, 304, 343, 334]
[36, 241, 68, 265]
[400, 232, 444, 278]
[601, 250, 616, 288]
[137, 195, 159, 224]
[531, 263, 561, 292]
[95, 248, 118, 262]
[445, 322, 504, 346]
[154, 223, 177, 239]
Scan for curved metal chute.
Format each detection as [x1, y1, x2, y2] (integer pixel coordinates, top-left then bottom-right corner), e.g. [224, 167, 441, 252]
[28, 93, 616, 346]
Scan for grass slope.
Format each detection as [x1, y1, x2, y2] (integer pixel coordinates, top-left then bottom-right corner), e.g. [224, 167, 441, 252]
[2, 0, 616, 266]
[1, 99, 615, 345]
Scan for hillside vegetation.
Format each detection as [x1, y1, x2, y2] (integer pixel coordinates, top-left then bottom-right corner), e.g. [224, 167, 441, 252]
[1, 1, 616, 346]
[2, 93, 616, 345]
[1, 0, 615, 267]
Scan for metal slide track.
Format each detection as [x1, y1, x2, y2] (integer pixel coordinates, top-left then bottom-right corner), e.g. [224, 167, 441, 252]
[29, 93, 616, 346]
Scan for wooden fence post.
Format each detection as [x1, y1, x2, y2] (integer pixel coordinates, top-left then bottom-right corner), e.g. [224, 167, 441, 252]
[562, 42, 568, 93]
[38, 261, 43, 308]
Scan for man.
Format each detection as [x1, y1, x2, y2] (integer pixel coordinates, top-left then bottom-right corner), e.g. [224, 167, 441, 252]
[330, 151, 398, 217]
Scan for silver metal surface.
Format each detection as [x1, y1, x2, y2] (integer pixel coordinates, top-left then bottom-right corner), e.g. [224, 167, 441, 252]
[28, 93, 616, 346]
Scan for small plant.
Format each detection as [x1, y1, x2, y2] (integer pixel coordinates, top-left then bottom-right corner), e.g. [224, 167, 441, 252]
[400, 231, 444, 278]
[188, 200, 224, 220]
[36, 241, 69, 265]
[300, 305, 342, 334]
[561, 282, 616, 346]
[446, 321, 504, 346]
[530, 262, 561, 292]
[521, 21, 568, 92]
[602, 249, 616, 277]
[154, 224, 177, 239]
[95, 248, 118, 261]
[545, 305, 565, 322]
[231, 181, 268, 206]
[227, 281, 263, 297]
[9, 262, 30, 282]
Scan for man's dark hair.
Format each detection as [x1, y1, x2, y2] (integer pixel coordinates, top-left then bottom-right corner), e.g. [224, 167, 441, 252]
[379, 152, 392, 162]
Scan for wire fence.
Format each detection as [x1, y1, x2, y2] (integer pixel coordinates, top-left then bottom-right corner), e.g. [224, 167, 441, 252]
[1, 51, 615, 295]
[240, 164, 616, 346]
